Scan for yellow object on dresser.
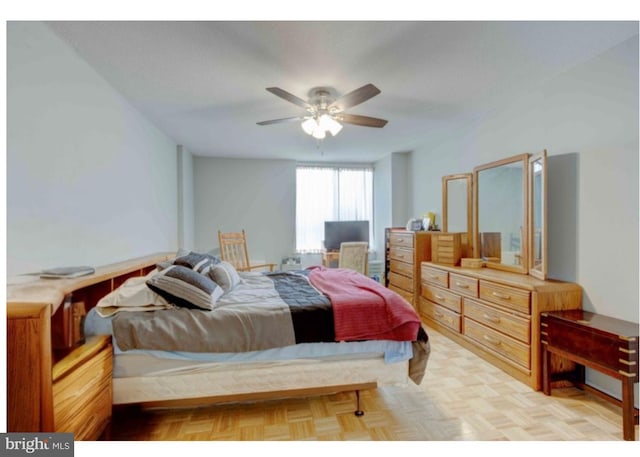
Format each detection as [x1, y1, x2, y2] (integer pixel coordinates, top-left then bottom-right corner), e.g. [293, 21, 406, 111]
[419, 261, 583, 390]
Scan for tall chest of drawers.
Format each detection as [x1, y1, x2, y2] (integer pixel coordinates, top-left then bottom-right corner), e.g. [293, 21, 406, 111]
[385, 229, 432, 308]
[419, 262, 583, 390]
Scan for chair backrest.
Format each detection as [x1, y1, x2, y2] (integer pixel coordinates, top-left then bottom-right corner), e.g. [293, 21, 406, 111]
[338, 241, 369, 275]
[218, 230, 251, 271]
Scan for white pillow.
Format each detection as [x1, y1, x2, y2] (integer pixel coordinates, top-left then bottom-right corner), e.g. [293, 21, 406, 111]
[96, 272, 171, 317]
[209, 261, 241, 293]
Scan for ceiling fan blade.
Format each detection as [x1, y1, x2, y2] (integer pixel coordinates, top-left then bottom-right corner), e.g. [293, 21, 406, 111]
[337, 113, 388, 128]
[329, 84, 381, 113]
[266, 87, 311, 110]
[257, 116, 304, 126]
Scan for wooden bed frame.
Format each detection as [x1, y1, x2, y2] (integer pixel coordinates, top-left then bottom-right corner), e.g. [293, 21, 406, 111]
[6, 252, 416, 438]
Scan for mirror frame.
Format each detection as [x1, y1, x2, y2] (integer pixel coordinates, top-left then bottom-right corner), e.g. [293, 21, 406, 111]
[528, 150, 548, 280]
[442, 173, 473, 258]
[473, 153, 530, 274]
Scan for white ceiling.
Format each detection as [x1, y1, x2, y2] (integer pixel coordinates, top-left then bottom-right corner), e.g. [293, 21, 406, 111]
[46, 21, 638, 163]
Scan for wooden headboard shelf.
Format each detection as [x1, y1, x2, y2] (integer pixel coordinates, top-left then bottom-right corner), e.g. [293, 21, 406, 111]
[6, 252, 174, 434]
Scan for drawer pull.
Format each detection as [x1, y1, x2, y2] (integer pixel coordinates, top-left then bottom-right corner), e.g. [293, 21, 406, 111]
[541, 322, 548, 327]
[430, 275, 440, 279]
[483, 313, 501, 324]
[576, 319, 591, 325]
[397, 238, 404, 243]
[619, 359, 636, 366]
[455, 282, 469, 289]
[492, 291, 511, 300]
[434, 294, 445, 300]
[618, 370, 636, 378]
[483, 335, 501, 346]
[434, 312, 444, 318]
[619, 347, 637, 354]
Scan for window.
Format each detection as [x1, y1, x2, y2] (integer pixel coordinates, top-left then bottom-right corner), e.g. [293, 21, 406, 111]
[296, 165, 373, 252]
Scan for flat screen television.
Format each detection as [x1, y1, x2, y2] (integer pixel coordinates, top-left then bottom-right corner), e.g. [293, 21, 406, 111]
[323, 220, 369, 251]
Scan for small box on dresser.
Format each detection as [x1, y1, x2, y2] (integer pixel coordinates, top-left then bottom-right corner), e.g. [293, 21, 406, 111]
[431, 232, 462, 266]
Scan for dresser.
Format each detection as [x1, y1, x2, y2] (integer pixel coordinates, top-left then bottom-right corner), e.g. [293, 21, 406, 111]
[6, 253, 173, 439]
[419, 262, 582, 390]
[385, 229, 432, 307]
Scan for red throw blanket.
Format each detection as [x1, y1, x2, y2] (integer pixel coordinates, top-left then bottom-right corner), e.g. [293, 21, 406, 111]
[308, 266, 421, 342]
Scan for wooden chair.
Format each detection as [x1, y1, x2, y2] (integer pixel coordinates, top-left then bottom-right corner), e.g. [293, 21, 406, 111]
[338, 241, 369, 276]
[217, 230, 276, 272]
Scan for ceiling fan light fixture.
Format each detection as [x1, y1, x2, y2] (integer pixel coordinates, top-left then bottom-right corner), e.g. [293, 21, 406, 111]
[301, 117, 318, 135]
[318, 114, 343, 136]
[260, 84, 387, 141]
[311, 127, 326, 140]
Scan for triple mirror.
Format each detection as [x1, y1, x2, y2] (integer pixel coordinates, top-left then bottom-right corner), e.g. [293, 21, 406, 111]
[441, 151, 548, 278]
[442, 173, 473, 258]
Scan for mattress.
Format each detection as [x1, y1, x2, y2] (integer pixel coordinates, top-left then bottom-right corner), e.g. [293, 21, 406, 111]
[85, 307, 415, 377]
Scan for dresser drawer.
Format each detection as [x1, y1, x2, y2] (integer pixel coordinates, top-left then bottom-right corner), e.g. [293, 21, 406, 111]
[389, 246, 414, 264]
[389, 284, 414, 305]
[479, 280, 530, 314]
[53, 344, 112, 438]
[419, 298, 460, 333]
[390, 259, 413, 277]
[464, 318, 530, 369]
[421, 284, 461, 313]
[389, 271, 413, 293]
[449, 273, 478, 298]
[389, 232, 414, 248]
[60, 383, 112, 441]
[464, 298, 530, 344]
[421, 264, 448, 288]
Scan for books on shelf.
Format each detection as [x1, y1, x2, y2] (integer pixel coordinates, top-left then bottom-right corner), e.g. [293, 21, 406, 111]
[40, 266, 95, 279]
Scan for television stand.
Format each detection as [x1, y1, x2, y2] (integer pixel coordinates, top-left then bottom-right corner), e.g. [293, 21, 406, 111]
[322, 250, 340, 268]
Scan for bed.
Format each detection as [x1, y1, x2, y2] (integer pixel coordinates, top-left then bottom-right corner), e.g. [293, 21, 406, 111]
[84, 252, 431, 414]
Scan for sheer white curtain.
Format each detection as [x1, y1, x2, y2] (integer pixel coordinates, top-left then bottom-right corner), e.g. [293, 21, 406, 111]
[296, 166, 373, 252]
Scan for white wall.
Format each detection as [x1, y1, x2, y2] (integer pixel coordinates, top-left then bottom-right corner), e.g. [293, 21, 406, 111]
[374, 152, 413, 260]
[373, 155, 392, 258]
[177, 145, 195, 251]
[410, 36, 639, 401]
[193, 157, 296, 266]
[6, 22, 179, 277]
[391, 152, 411, 226]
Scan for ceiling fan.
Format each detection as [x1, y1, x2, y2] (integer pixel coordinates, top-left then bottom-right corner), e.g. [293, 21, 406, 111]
[257, 83, 388, 139]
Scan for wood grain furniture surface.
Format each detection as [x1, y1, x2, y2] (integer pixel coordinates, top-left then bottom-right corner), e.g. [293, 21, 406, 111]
[322, 250, 341, 268]
[6, 252, 174, 438]
[418, 261, 583, 390]
[218, 229, 276, 272]
[385, 229, 433, 308]
[541, 310, 639, 440]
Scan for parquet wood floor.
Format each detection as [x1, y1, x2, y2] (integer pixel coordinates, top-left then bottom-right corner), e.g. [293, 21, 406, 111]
[109, 324, 638, 442]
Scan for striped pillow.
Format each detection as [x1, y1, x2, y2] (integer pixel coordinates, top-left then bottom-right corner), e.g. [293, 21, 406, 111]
[146, 265, 223, 311]
[173, 252, 221, 275]
[209, 261, 241, 293]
